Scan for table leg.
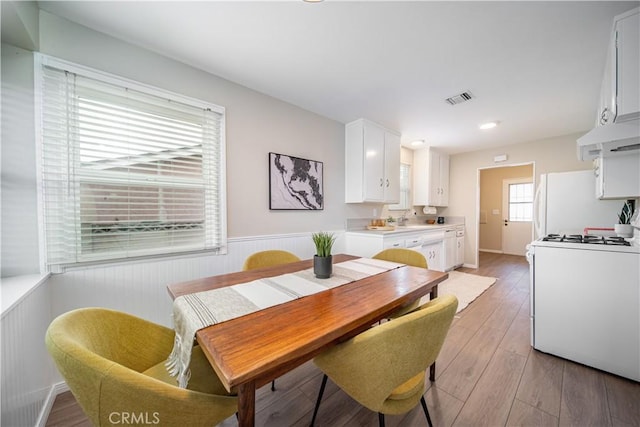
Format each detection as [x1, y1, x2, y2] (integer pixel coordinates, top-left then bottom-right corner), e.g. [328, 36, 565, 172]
[430, 284, 438, 299]
[237, 381, 256, 427]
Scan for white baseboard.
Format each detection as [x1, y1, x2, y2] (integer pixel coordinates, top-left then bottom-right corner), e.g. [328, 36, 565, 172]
[36, 382, 69, 427]
[479, 248, 503, 254]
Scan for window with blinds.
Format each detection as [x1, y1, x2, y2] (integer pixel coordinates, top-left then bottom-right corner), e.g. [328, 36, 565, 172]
[38, 56, 226, 270]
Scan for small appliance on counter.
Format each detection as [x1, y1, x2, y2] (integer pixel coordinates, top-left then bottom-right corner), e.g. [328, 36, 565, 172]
[437, 217, 445, 224]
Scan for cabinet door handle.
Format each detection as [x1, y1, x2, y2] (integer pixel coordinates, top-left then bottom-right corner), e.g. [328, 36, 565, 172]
[380, 178, 384, 187]
[386, 179, 390, 188]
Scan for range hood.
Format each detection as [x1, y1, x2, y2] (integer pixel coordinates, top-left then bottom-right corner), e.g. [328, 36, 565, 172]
[577, 120, 640, 161]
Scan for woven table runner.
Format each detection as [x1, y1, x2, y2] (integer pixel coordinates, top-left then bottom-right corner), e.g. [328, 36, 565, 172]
[166, 257, 404, 387]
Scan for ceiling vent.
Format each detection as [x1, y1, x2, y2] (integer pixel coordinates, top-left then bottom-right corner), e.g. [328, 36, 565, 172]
[445, 91, 474, 106]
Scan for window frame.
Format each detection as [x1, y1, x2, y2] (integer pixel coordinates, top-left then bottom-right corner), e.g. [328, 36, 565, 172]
[34, 54, 227, 273]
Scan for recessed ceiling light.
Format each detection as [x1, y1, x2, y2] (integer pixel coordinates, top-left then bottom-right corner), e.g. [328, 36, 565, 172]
[411, 140, 425, 146]
[479, 122, 498, 130]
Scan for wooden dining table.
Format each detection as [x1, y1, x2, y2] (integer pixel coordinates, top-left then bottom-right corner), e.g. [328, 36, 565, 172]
[166, 254, 448, 427]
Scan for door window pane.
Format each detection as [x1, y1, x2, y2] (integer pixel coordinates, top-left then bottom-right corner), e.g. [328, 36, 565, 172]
[508, 182, 533, 221]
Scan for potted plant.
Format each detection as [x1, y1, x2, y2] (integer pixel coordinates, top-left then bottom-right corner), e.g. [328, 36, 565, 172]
[312, 231, 336, 279]
[615, 200, 635, 238]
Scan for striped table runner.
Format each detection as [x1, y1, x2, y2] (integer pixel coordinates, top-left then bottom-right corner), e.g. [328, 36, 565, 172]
[166, 257, 404, 388]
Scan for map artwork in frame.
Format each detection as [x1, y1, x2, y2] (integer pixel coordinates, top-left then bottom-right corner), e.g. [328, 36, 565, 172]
[269, 152, 323, 210]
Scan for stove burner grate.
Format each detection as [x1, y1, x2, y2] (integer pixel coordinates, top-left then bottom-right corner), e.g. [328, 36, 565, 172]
[541, 234, 631, 246]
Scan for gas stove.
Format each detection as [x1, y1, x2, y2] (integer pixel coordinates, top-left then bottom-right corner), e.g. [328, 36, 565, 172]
[531, 233, 640, 254]
[542, 234, 631, 246]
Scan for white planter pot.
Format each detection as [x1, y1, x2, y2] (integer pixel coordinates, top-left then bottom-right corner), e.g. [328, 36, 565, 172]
[614, 224, 633, 238]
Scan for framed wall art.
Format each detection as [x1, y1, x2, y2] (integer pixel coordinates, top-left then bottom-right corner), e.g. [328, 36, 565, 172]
[269, 152, 323, 210]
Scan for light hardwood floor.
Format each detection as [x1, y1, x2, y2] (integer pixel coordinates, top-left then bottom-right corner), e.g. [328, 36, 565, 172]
[46, 252, 640, 427]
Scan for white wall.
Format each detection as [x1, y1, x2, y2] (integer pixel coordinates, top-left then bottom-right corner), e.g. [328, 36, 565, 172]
[446, 132, 590, 267]
[1, 44, 40, 277]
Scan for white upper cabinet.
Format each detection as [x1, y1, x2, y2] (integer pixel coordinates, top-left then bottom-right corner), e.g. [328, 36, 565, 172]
[615, 8, 639, 122]
[413, 147, 450, 207]
[596, 35, 616, 126]
[345, 119, 400, 203]
[597, 7, 639, 125]
[594, 153, 640, 199]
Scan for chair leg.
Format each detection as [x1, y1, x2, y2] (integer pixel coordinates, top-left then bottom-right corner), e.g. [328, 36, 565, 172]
[420, 396, 433, 427]
[271, 380, 276, 391]
[310, 374, 328, 426]
[378, 412, 385, 427]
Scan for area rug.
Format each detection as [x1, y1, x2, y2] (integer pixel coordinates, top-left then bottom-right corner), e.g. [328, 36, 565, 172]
[420, 271, 497, 313]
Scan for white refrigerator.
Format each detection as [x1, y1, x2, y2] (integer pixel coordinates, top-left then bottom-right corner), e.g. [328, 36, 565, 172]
[533, 170, 623, 238]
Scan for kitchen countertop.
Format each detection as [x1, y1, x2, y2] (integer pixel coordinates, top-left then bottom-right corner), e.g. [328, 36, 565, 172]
[346, 223, 464, 236]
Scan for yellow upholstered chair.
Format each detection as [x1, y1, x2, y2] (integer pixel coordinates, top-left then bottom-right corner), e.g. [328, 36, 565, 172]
[373, 248, 429, 317]
[45, 308, 237, 427]
[242, 249, 301, 271]
[310, 295, 458, 427]
[242, 249, 301, 391]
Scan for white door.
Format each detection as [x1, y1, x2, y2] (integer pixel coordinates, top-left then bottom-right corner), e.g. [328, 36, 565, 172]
[502, 178, 533, 256]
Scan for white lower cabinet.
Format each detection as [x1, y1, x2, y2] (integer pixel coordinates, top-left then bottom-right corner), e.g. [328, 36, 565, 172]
[345, 228, 456, 272]
[345, 232, 411, 258]
[421, 241, 443, 272]
[383, 236, 405, 250]
[456, 226, 465, 267]
[456, 236, 464, 267]
[443, 229, 457, 271]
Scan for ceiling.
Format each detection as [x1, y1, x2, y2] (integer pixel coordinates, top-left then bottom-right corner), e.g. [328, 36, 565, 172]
[34, 1, 639, 153]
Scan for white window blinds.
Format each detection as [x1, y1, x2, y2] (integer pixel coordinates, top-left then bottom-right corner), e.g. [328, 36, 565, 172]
[38, 57, 226, 269]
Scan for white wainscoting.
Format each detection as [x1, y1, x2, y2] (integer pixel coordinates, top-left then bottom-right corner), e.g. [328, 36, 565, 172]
[49, 231, 344, 327]
[1, 278, 53, 427]
[2, 231, 343, 427]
